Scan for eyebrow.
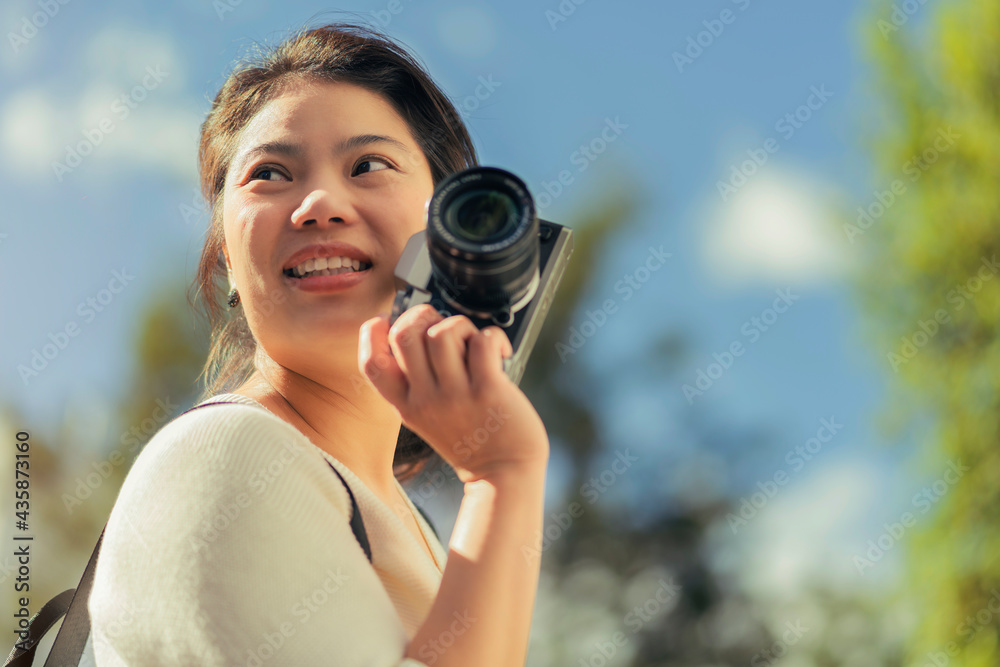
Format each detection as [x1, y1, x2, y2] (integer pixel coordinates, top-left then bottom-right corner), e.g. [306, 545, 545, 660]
[234, 134, 413, 174]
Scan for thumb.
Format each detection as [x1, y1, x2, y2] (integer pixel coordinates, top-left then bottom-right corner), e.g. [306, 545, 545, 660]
[358, 314, 407, 405]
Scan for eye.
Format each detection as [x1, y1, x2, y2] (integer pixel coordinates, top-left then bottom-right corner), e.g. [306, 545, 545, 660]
[249, 165, 290, 182]
[352, 156, 393, 176]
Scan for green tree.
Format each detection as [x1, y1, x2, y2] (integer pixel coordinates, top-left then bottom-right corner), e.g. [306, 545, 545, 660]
[0, 282, 207, 658]
[859, 0, 1000, 664]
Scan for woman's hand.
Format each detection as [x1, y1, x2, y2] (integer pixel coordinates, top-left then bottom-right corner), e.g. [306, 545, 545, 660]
[359, 304, 549, 483]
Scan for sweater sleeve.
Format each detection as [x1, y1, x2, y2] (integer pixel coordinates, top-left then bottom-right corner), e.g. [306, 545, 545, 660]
[87, 403, 431, 667]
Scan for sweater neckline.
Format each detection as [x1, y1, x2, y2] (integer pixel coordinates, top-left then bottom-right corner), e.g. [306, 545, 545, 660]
[196, 392, 446, 573]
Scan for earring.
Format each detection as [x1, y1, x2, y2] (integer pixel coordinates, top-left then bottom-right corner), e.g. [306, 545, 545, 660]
[227, 267, 240, 308]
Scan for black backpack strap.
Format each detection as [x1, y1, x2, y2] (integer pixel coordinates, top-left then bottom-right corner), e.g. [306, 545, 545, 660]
[2, 524, 106, 666]
[3, 589, 74, 666]
[324, 462, 373, 563]
[184, 400, 374, 564]
[6, 399, 381, 667]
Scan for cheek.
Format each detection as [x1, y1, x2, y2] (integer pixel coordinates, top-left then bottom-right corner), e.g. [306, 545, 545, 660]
[400, 182, 433, 230]
[226, 200, 279, 274]
[365, 187, 428, 242]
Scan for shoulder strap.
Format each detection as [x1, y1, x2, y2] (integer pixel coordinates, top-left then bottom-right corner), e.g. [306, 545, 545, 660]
[412, 502, 439, 541]
[184, 400, 374, 564]
[5, 398, 375, 667]
[2, 522, 106, 666]
[324, 462, 373, 563]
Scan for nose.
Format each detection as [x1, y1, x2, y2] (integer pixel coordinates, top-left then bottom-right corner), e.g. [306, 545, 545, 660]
[290, 189, 353, 228]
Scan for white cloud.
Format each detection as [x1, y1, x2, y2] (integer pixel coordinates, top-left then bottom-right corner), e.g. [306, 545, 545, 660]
[0, 88, 61, 173]
[0, 0, 51, 73]
[712, 457, 897, 606]
[0, 24, 200, 182]
[702, 168, 854, 286]
[83, 24, 186, 91]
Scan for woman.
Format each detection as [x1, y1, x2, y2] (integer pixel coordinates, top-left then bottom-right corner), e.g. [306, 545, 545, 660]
[87, 22, 549, 667]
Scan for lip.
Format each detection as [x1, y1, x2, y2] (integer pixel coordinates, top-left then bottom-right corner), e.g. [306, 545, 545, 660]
[281, 242, 372, 273]
[283, 267, 371, 293]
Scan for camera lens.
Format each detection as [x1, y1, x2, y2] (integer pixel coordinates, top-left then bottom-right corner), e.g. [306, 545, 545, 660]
[446, 190, 519, 242]
[426, 167, 539, 317]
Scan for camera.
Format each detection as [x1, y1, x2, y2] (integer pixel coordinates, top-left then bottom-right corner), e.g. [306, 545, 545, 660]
[391, 166, 574, 385]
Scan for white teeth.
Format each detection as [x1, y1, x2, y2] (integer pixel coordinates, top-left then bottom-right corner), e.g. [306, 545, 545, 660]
[302, 267, 354, 277]
[288, 256, 369, 278]
[290, 256, 361, 276]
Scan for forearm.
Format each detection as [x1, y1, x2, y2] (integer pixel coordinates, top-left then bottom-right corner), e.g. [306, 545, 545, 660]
[404, 462, 547, 667]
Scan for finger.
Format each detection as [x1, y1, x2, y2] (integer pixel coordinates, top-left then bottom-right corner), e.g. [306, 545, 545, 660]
[358, 315, 408, 406]
[388, 304, 443, 393]
[426, 316, 479, 395]
[468, 326, 513, 393]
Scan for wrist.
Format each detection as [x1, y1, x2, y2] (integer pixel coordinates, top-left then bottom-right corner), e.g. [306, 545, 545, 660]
[465, 459, 548, 491]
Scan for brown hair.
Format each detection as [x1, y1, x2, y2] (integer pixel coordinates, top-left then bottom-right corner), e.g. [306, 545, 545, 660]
[186, 22, 478, 483]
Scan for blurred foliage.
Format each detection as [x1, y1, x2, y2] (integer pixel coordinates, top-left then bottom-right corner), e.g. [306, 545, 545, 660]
[442, 170, 774, 665]
[0, 282, 207, 654]
[5, 168, 788, 664]
[858, 0, 1000, 664]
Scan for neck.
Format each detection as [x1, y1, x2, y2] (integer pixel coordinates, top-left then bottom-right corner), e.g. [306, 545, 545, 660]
[231, 346, 404, 502]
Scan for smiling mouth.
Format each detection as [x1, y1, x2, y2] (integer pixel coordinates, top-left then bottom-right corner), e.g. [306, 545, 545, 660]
[282, 262, 373, 279]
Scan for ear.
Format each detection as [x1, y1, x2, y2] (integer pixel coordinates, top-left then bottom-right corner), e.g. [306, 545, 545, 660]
[222, 245, 231, 272]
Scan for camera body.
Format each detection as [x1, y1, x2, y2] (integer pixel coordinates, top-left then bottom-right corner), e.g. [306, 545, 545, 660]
[391, 167, 573, 385]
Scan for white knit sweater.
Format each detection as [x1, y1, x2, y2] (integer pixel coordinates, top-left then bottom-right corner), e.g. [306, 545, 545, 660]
[87, 393, 448, 666]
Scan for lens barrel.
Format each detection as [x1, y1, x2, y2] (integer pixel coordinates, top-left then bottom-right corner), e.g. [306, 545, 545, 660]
[426, 167, 539, 316]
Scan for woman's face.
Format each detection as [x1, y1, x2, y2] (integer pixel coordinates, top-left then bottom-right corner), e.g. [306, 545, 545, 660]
[221, 78, 435, 377]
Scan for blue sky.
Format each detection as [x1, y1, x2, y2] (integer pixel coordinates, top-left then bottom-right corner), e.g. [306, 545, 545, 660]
[0, 0, 950, 613]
